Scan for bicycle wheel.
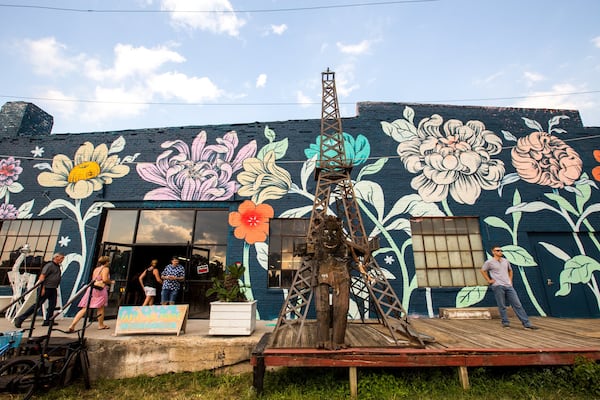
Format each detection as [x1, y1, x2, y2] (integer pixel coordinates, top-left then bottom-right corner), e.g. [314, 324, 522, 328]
[0, 358, 37, 399]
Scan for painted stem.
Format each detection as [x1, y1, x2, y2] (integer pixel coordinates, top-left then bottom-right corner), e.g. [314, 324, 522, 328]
[356, 198, 414, 308]
[508, 206, 546, 316]
[242, 242, 255, 302]
[441, 198, 453, 217]
[72, 199, 88, 296]
[517, 265, 546, 316]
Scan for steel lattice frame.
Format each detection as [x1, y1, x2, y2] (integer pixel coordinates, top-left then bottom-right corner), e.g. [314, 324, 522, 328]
[271, 69, 427, 348]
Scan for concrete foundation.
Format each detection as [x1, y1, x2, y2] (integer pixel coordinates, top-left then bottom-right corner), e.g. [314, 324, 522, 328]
[0, 317, 274, 381]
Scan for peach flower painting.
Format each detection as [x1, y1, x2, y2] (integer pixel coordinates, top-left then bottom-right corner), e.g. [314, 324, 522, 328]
[511, 131, 582, 188]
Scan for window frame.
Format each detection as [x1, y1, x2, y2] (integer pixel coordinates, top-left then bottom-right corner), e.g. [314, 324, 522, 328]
[267, 218, 309, 289]
[0, 219, 62, 286]
[410, 216, 487, 288]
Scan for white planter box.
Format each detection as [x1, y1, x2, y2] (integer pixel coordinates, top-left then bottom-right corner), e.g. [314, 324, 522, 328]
[208, 300, 257, 336]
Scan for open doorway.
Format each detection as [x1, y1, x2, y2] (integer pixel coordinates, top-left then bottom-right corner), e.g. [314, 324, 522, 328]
[103, 243, 220, 319]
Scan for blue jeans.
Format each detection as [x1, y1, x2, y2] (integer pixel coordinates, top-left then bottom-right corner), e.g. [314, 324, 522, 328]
[161, 288, 179, 305]
[491, 285, 532, 327]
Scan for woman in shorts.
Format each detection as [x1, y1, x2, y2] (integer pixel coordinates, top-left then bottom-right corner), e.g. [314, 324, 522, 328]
[139, 259, 163, 306]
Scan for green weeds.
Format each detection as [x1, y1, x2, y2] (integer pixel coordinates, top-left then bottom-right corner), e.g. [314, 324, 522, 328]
[19, 358, 600, 400]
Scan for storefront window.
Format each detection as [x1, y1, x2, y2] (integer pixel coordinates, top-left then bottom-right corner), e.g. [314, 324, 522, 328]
[268, 218, 309, 288]
[0, 219, 62, 285]
[102, 210, 137, 243]
[136, 210, 194, 243]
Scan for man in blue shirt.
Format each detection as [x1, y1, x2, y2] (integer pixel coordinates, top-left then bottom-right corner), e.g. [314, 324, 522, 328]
[481, 246, 539, 330]
[160, 257, 185, 305]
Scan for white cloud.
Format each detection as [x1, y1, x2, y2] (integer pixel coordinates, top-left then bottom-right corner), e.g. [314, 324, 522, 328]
[334, 64, 360, 97]
[271, 24, 287, 35]
[81, 86, 151, 123]
[39, 89, 78, 120]
[161, 0, 245, 36]
[85, 44, 185, 81]
[336, 40, 371, 55]
[256, 73, 267, 88]
[21, 37, 80, 76]
[148, 71, 223, 102]
[592, 36, 600, 48]
[523, 71, 545, 87]
[296, 91, 312, 108]
[515, 83, 595, 112]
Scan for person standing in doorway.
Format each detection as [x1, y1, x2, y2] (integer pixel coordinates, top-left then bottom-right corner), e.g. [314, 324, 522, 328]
[481, 246, 539, 330]
[14, 252, 64, 328]
[139, 259, 162, 306]
[160, 257, 185, 305]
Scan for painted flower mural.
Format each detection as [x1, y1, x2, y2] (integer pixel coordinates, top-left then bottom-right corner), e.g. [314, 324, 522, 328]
[237, 150, 292, 204]
[0, 157, 24, 200]
[137, 130, 257, 201]
[511, 131, 582, 188]
[0, 203, 18, 219]
[229, 200, 274, 245]
[592, 150, 600, 182]
[396, 115, 505, 205]
[38, 142, 130, 199]
[0, 157, 23, 187]
[36, 137, 135, 311]
[305, 132, 370, 167]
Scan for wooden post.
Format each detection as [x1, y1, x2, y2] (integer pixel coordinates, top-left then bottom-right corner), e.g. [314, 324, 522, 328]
[251, 333, 271, 394]
[253, 356, 265, 394]
[349, 366, 358, 399]
[458, 366, 470, 390]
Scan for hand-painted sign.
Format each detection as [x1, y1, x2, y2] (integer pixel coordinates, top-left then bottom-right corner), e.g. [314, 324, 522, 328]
[197, 264, 209, 274]
[114, 305, 188, 336]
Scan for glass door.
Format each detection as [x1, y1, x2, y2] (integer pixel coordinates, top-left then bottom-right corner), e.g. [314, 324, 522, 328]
[182, 246, 224, 318]
[102, 243, 132, 318]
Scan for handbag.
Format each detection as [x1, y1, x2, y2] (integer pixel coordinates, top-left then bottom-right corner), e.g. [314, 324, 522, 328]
[93, 280, 106, 290]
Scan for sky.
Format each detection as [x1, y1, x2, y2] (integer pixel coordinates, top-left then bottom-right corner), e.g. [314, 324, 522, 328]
[0, 0, 599, 134]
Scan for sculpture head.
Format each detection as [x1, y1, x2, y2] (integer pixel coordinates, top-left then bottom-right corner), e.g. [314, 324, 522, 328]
[315, 215, 345, 257]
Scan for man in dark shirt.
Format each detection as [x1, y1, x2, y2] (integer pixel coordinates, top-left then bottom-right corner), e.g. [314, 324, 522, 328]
[14, 252, 64, 328]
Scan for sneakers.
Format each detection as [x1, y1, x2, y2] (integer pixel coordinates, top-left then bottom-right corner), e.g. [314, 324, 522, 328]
[502, 323, 510, 328]
[525, 325, 540, 330]
[13, 319, 22, 329]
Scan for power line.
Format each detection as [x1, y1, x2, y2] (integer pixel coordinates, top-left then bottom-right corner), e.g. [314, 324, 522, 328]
[0, 1, 439, 14]
[1, 89, 599, 108]
[4, 133, 600, 166]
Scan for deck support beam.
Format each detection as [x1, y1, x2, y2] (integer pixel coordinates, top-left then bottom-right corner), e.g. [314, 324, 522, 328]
[349, 367, 358, 399]
[458, 366, 469, 390]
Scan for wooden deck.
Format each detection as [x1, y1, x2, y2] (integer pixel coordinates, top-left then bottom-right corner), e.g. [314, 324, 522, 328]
[251, 317, 600, 395]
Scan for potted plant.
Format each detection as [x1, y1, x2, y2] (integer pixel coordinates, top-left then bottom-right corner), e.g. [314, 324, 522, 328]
[206, 262, 257, 335]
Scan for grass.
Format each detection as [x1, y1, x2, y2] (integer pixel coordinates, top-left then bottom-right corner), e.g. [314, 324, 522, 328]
[3, 358, 600, 399]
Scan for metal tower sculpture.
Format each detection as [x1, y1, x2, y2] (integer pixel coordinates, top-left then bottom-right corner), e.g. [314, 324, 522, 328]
[271, 69, 428, 347]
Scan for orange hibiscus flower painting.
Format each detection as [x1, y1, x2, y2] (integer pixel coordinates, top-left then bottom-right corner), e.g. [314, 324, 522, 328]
[593, 150, 600, 182]
[229, 200, 274, 244]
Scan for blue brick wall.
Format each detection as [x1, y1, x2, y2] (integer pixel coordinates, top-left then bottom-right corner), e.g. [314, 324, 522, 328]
[2, 101, 600, 320]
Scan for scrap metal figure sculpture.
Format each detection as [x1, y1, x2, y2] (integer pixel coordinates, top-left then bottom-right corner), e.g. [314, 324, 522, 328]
[271, 69, 432, 349]
[314, 216, 350, 350]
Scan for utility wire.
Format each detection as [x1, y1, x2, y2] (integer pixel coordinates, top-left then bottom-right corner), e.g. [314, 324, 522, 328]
[3, 133, 600, 166]
[1, 90, 599, 107]
[0, 1, 439, 14]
